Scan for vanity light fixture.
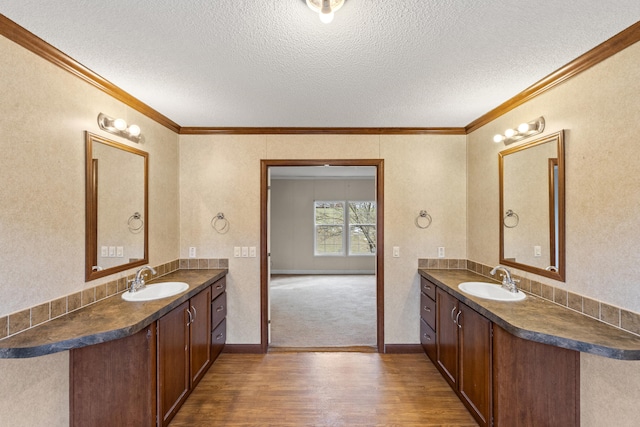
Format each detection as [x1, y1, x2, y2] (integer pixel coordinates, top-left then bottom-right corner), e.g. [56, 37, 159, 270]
[97, 113, 142, 143]
[306, 0, 345, 24]
[493, 116, 545, 145]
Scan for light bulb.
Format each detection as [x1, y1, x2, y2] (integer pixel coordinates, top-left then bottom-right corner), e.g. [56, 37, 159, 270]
[319, 11, 334, 23]
[517, 122, 531, 133]
[504, 128, 517, 138]
[493, 134, 505, 143]
[128, 124, 141, 137]
[113, 118, 127, 131]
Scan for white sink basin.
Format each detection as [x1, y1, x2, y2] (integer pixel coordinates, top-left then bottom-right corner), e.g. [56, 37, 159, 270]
[122, 282, 189, 302]
[458, 282, 526, 301]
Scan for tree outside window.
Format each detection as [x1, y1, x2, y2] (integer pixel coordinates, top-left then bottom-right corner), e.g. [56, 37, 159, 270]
[314, 201, 376, 256]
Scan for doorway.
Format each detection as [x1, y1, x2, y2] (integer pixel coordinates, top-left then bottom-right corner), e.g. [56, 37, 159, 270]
[260, 159, 384, 353]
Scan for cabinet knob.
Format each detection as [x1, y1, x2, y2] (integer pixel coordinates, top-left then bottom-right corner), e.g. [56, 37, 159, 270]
[216, 305, 224, 312]
[215, 333, 224, 340]
[216, 284, 224, 290]
[423, 306, 431, 312]
[423, 333, 432, 341]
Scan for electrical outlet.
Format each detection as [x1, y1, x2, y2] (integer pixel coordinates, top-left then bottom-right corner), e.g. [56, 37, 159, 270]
[249, 246, 256, 257]
[189, 247, 196, 258]
[234, 247, 241, 257]
[438, 247, 445, 258]
[393, 246, 400, 257]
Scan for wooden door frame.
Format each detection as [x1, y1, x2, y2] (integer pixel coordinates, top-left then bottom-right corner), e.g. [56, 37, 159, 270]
[260, 159, 384, 353]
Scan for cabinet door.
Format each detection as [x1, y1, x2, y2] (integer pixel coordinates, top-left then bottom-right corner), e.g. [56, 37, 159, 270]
[157, 301, 190, 427]
[458, 302, 492, 427]
[436, 288, 459, 387]
[70, 325, 156, 427]
[190, 286, 212, 387]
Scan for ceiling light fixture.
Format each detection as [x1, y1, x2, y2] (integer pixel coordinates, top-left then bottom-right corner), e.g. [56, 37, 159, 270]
[306, 0, 345, 24]
[493, 116, 545, 145]
[97, 113, 142, 143]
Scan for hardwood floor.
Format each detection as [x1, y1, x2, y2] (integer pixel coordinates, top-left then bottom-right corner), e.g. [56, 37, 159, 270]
[169, 352, 478, 426]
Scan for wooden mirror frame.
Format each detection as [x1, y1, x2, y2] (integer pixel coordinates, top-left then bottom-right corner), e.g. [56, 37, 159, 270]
[499, 130, 565, 281]
[85, 132, 149, 281]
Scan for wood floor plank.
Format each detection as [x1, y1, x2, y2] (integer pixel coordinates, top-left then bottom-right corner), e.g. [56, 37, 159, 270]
[169, 352, 478, 426]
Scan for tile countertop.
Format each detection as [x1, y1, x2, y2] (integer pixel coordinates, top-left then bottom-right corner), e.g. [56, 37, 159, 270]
[0, 269, 227, 359]
[419, 269, 640, 360]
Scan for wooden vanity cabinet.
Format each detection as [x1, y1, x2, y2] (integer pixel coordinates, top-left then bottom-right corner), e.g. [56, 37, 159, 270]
[435, 287, 492, 427]
[210, 277, 227, 362]
[70, 324, 157, 427]
[157, 286, 212, 427]
[420, 277, 437, 362]
[422, 275, 580, 427]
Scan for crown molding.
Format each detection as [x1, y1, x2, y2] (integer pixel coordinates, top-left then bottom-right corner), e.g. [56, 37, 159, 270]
[178, 127, 466, 135]
[466, 20, 640, 133]
[0, 14, 180, 133]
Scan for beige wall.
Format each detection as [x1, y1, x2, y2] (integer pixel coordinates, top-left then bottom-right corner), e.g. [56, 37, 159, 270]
[0, 36, 180, 426]
[270, 178, 376, 273]
[467, 40, 640, 427]
[178, 134, 468, 344]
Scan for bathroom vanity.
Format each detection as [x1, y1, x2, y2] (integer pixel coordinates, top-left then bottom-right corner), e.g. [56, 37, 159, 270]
[419, 268, 640, 427]
[0, 268, 227, 427]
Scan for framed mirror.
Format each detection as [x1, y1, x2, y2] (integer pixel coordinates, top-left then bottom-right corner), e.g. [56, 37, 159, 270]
[499, 130, 565, 281]
[85, 132, 148, 281]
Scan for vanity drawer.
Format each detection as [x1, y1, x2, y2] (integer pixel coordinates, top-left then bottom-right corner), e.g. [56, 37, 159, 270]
[211, 277, 226, 300]
[421, 291, 436, 329]
[211, 292, 227, 329]
[421, 276, 436, 300]
[420, 318, 437, 363]
[211, 319, 226, 362]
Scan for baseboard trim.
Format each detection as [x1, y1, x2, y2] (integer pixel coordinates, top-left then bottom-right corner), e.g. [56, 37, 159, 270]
[223, 344, 264, 354]
[384, 344, 423, 354]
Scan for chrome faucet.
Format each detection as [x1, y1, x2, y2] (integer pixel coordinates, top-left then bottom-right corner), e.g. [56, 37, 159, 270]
[129, 266, 157, 293]
[490, 265, 519, 293]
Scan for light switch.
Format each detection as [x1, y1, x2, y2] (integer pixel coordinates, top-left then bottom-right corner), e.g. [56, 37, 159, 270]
[249, 247, 256, 257]
[393, 246, 400, 257]
[534, 245, 542, 257]
[234, 247, 241, 257]
[241, 247, 249, 257]
[116, 246, 124, 257]
[108, 246, 116, 257]
[101, 246, 108, 257]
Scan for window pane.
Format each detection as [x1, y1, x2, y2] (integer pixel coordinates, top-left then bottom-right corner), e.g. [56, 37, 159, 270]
[316, 225, 344, 254]
[348, 202, 376, 224]
[350, 225, 377, 254]
[315, 202, 345, 225]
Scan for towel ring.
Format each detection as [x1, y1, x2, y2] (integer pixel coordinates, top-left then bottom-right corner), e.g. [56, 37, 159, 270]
[415, 210, 432, 229]
[211, 212, 230, 234]
[503, 209, 519, 228]
[128, 212, 144, 233]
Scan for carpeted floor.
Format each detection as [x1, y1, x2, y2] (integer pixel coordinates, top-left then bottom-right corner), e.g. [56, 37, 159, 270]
[269, 275, 377, 348]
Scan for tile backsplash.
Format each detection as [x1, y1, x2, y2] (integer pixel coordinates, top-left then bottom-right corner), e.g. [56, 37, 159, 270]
[419, 258, 640, 337]
[0, 258, 228, 340]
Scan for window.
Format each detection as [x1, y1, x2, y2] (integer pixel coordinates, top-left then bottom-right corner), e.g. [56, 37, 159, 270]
[314, 201, 345, 255]
[314, 201, 376, 256]
[348, 201, 377, 255]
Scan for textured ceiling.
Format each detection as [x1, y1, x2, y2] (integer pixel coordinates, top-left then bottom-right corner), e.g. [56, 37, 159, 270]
[1, 1, 639, 128]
